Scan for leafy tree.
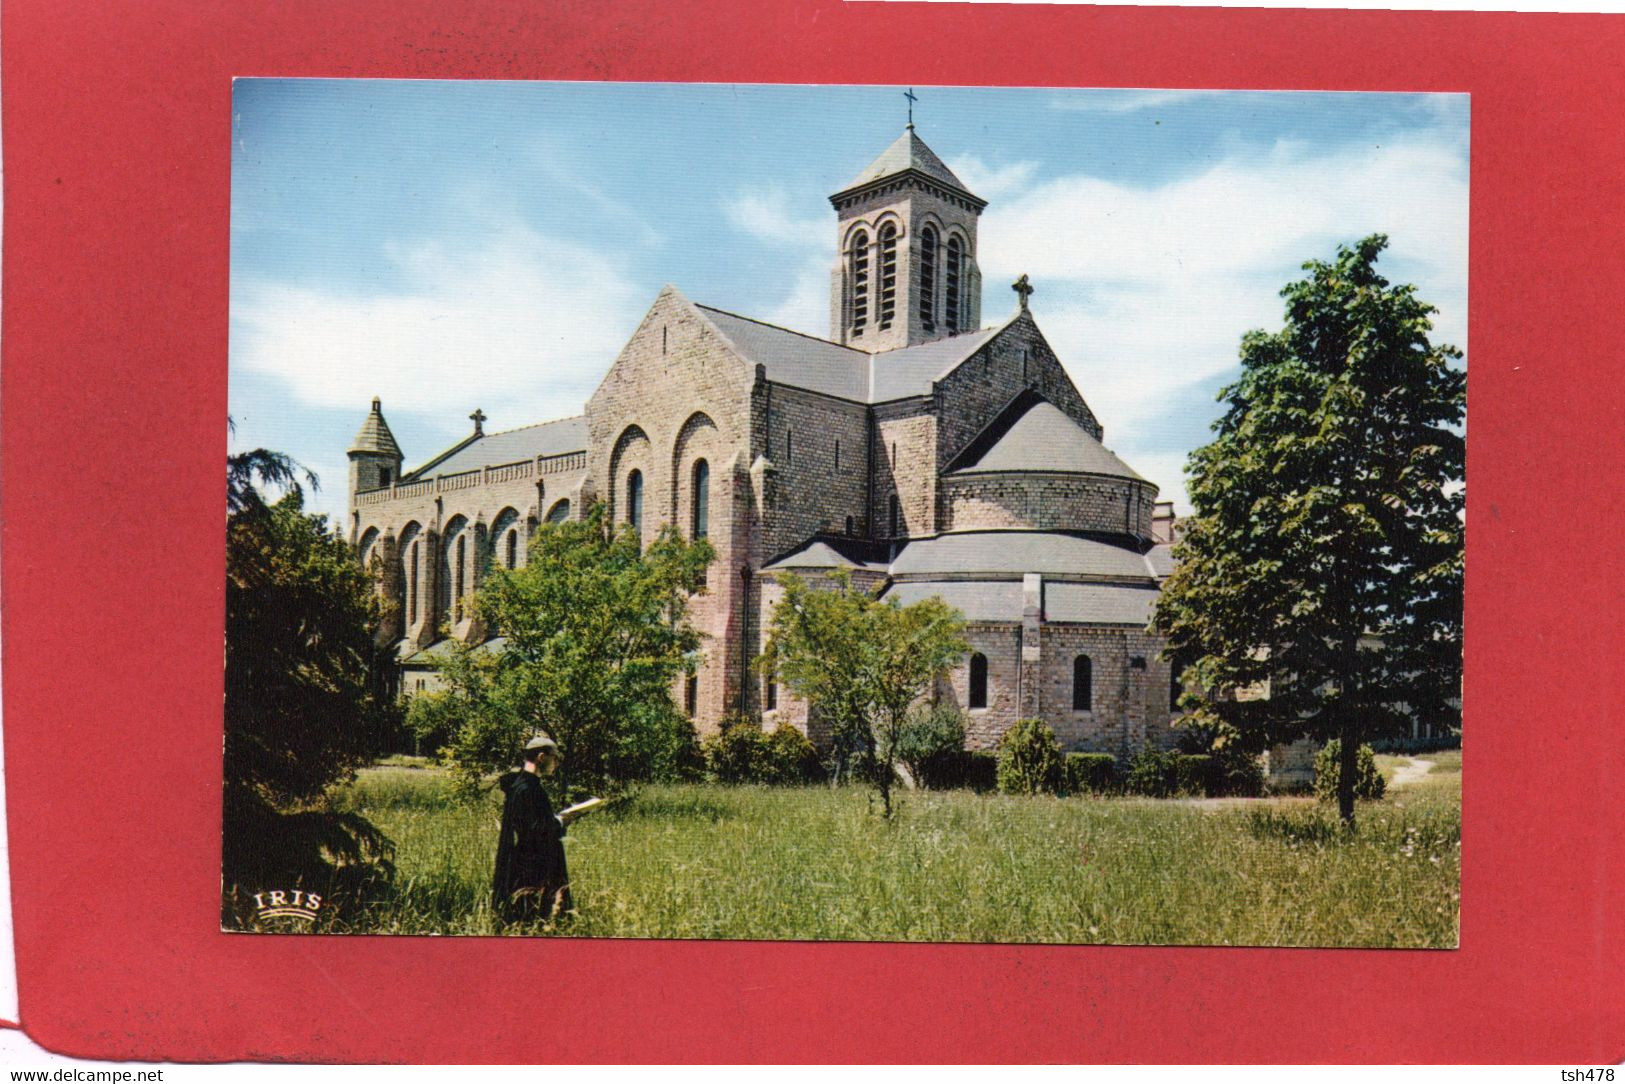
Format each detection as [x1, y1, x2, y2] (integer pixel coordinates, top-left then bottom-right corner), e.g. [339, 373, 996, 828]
[226, 488, 391, 805]
[1153, 235, 1464, 827]
[223, 455, 395, 915]
[764, 570, 967, 817]
[433, 502, 713, 798]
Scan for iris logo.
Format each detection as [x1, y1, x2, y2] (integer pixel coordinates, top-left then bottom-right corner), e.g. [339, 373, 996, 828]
[252, 889, 322, 924]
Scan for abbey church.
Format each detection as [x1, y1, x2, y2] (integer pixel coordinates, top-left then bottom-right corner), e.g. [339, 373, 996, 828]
[346, 125, 1184, 756]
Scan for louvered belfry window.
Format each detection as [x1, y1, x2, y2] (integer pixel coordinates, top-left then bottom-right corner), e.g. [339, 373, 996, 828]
[919, 226, 938, 330]
[850, 230, 870, 333]
[945, 237, 963, 333]
[878, 223, 899, 329]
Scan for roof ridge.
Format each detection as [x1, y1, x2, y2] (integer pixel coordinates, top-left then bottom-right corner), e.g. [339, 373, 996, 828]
[694, 304, 869, 357]
[479, 414, 585, 440]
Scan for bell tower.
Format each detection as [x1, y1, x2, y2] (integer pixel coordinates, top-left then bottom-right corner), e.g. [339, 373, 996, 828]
[828, 125, 986, 352]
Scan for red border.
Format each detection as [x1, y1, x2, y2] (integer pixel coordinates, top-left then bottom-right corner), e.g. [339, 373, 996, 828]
[5, 0, 1623, 1064]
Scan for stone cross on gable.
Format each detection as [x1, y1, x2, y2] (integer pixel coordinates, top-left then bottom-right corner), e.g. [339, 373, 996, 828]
[470, 408, 487, 436]
[904, 87, 918, 129]
[1013, 274, 1034, 311]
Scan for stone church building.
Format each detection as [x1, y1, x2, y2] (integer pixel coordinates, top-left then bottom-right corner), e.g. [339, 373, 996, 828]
[347, 126, 1184, 756]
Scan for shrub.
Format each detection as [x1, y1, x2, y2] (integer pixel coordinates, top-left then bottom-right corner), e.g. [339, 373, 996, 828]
[1204, 751, 1266, 797]
[404, 691, 460, 759]
[763, 723, 822, 785]
[702, 717, 820, 785]
[1123, 749, 1213, 798]
[895, 704, 967, 789]
[955, 750, 994, 793]
[1314, 741, 1386, 803]
[1064, 753, 1118, 795]
[996, 718, 1064, 796]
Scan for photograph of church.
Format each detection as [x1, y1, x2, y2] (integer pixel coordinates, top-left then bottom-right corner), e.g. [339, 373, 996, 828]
[226, 81, 1464, 943]
[344, 120, 1182, 757]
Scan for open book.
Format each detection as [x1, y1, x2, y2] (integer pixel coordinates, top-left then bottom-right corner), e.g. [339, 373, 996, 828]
[557, 796, 605, 824]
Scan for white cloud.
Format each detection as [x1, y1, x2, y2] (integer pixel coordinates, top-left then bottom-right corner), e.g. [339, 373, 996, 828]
[978, 131, 1468, 437]
[231, 222, 649, 425]
[944, 155, 1039, 201]
[761, 257, 833, 338]
[724, 187, 826, 249]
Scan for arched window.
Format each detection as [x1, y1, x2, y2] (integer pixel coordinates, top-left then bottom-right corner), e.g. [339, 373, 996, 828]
[454, 535, 466, 621]
[945, 237, 963, 333]
[684, 674, 698, 718]
[691, 459, 710, 540]
[505, 529, 517, 570]
[878, 223, 899, 329]
[545, 499, 571, 524]
[889, 493, 901, 538]
[919, 225, 938, 330]
[408, 541, 420, 624]
[849, 230, 870, 333]
[1073, 655, 1093, 712]
[969, 652, 988, 710]
[627, 469, 643, 535]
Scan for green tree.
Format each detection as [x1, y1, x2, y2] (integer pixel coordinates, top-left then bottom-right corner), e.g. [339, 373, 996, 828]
[433, 502, 713, 798]
[1153, 235, 1464, 827]
[224, 457, 394, 915]
[226, 488, 390, 805]
[764, 570, 968, 817]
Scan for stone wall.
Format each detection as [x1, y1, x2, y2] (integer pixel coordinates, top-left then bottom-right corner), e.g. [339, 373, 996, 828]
[933, 312, 1103, 469]
[760, 383, 870, 558]
[871, 400, 937, 540]
[942, 471, 1158, 535]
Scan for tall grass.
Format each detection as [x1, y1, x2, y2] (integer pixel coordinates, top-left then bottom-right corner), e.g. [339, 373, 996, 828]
[305, 765, 1459, 947]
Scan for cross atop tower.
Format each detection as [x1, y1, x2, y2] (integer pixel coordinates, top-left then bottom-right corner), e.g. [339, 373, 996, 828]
[1013, 273, 1034, 311]
[470, 408, 487, 436]
[904, 87, 918, 130]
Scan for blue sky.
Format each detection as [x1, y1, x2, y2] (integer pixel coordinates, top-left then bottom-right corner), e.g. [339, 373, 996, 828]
[229, 81, 1468, 524]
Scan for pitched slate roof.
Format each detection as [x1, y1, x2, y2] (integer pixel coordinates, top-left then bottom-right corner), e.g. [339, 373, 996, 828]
[399, 636, 509, 667]
[867, 326, 1003, 402]
[407, 416, 585, 479]
[948, 393, 1144, 481]
[349, 397, 403, 458]
[761, 535, 892, 572]
[697, 306, 871, 401]
[834, 128, 981, 204]
[694, 304, 1005, 404]
[1042, 581, 1160, 626]
[889, 530, 1157, 581]
[881, 579, 1158, 626]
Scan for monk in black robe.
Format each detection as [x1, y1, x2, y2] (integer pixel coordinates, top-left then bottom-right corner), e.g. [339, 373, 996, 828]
[492, 734, 571, 924]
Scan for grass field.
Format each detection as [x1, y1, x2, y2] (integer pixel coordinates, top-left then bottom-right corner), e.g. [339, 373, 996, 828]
[296, 756, 1459, 947]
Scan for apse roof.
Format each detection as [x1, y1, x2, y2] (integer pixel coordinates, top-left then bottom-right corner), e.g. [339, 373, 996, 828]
[947, 393, 1145, 482]
[881, 578, 1159, 626]
[888, 530, 1158, 581]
